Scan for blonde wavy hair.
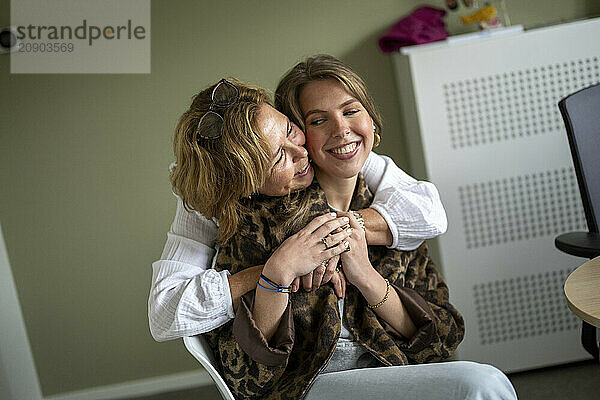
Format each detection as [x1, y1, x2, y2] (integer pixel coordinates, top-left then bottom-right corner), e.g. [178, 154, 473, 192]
[170, 78, 273, 244]
[275, 54, 383, 135]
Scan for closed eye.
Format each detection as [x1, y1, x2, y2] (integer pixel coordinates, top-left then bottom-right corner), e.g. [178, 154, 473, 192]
[273, 148, 284, 166]
[273, 120, 294, 167]
[308, 118, 325, 126]
[344, 109, 360, 116]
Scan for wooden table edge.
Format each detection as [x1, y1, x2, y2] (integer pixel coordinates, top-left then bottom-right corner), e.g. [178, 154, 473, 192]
[564, 257, 600, 328]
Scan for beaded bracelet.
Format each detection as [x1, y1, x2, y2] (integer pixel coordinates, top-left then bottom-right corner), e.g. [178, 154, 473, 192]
[257, 274, 292, 294]
[351, 211, 366, 231]
[368, 279, 390, 309]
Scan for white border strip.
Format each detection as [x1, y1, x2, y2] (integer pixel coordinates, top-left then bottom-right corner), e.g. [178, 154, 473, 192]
[0, 223, 43, 400]
[44, 370, 212, 400]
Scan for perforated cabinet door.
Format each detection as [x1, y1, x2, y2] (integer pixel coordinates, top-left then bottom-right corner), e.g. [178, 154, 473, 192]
[393, 19, 600, 371]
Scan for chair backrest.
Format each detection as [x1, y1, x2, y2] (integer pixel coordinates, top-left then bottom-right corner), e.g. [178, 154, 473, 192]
[183, 336, 235, 400]
[558, 83, 600, 233]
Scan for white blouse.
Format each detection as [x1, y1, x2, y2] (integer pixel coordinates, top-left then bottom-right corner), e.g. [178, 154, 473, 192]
[148, 152, 447, 341]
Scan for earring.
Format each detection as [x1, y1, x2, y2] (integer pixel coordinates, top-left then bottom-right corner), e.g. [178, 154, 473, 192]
[373, 132, 381, 148]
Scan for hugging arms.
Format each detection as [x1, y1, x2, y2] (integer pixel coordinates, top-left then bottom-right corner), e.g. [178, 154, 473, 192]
[147, 54, 515, 400]
[149, 145, 447, 342]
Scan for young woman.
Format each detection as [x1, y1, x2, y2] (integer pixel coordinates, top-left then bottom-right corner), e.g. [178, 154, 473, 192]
[148, 78, 447, 342]
[201, 56, 517, 399]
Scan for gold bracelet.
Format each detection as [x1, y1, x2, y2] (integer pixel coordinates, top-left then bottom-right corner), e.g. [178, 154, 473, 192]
[351, 210, 366, 231]
[368, 279, 390, 309]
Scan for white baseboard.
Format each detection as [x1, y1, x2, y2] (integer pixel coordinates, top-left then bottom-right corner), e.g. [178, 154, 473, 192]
[44, 369, 213, 400]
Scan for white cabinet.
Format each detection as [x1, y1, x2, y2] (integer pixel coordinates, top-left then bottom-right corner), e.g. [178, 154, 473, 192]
[393, 18, 600, 372]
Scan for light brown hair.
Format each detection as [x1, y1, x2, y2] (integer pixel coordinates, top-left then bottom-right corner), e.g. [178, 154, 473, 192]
[170, 78, 273, 244]
[275, 54, 383, 135]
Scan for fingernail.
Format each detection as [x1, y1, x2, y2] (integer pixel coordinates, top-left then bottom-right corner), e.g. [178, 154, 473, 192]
[342, 217, 349, 223]
[330, 212, 337, 217]
[346, 228, 353, 234]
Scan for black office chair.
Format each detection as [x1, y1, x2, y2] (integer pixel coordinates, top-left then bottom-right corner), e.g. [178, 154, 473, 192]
[555, 83, 600, 361]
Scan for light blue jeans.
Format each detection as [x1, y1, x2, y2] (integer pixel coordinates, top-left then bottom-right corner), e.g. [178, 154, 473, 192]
[305, 360, 518, 400]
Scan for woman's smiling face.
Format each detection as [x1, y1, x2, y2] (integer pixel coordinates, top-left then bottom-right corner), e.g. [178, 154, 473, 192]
[257, 104, 314, 196]
[300, 79, 374, 180]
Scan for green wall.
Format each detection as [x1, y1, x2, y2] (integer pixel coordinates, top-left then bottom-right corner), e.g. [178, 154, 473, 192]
[1, 0, 599, 396]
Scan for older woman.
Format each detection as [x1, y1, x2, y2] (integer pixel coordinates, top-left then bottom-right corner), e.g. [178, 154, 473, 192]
[200, 56, 517, 400]
[148, 79, 447, 341]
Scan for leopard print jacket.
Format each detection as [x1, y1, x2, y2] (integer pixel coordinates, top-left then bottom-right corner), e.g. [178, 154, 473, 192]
[203, 176, 464, 400]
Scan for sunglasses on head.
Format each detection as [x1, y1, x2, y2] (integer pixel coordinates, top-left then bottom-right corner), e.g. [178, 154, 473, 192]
[195, 78, 239, 142]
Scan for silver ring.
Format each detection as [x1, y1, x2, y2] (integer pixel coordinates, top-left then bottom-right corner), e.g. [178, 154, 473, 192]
[321, 260, 329, 268]
[321, 236, 328, 249]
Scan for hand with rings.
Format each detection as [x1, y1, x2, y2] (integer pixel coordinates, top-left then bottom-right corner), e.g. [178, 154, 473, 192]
[300, 225, 353, 293]
[320, 227, 352, 251]
[339, 211, 372, 287]
[262, 212, 353, 288]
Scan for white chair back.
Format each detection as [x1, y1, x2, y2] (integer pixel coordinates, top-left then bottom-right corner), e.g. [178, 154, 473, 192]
[183, 335, 235, 400]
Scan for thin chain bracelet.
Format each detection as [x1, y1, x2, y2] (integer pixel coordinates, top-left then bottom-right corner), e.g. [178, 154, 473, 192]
[368, 279, 390, 309]
[351, 211, 366, 231]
